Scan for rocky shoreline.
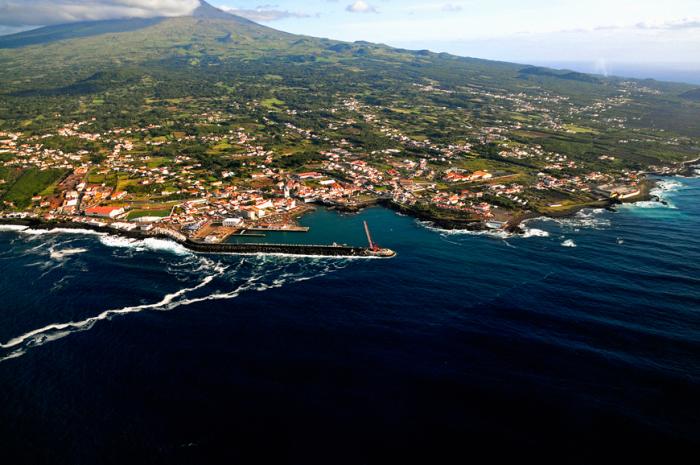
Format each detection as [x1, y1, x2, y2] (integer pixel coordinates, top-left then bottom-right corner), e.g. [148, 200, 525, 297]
[1, 166, 692, 246]
[325, 179, 658, 234]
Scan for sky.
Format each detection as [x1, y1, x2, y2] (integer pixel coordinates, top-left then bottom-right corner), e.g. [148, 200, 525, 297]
[0, 0, 698, 76]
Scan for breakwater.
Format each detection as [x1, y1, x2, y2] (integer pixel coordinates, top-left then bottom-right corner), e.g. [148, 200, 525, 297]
[184, 240, 386, 257]
[0, 218, 395, 258]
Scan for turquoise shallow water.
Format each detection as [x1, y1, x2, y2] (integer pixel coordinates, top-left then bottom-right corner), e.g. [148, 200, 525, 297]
[0, 176, 698, 463]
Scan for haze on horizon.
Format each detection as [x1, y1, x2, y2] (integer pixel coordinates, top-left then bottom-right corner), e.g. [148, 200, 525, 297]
[0, 0, 698, 82]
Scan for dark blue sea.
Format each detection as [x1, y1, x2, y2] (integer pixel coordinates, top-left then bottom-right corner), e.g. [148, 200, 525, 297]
[1, 177, 699, 464]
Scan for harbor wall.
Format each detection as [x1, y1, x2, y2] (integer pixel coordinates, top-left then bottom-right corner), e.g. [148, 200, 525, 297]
[0, 218, 378, 257]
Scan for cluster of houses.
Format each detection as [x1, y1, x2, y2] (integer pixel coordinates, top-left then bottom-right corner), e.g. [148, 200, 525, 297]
[443, 169, 493, 183]
[1, 79, 674, 234]
[431, 190, 494, 218]
[161, 188, 301, 232]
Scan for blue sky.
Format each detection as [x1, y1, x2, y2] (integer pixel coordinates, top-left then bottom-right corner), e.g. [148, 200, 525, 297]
[211, 0, 700, 70]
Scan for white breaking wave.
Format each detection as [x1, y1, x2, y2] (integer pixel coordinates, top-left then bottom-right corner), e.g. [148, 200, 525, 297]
[0, 225, 29, 232]
[423, 219, 555, 241]
[0, 272, 221, 361]
[627, 200, 674, 209]
[98, 235, 191, 256]
[200, 251, 382, 260]
[522, 228, 550, 238]
[21, 228, 106, 237]
[0, 254, 348, 363]
[16, 228, 51, 235]
[1, 226, 189, 257]
[640, 179, 685, 209]
[561, 239, 577, 248]
[49, 247, 89, 261]
[652, 179, 683, 195]
[98, 235, 137, 248]
[418, 220, 512, 239]
[140, 238, 190, 256]
[529, 209, 611, 231]
[1, 274, 218, 348]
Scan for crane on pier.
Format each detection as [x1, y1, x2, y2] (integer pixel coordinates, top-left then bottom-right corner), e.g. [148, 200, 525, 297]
[364, 221, 379, 252]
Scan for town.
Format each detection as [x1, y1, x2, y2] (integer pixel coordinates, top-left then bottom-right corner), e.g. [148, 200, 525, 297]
[0, 77, 695, 242]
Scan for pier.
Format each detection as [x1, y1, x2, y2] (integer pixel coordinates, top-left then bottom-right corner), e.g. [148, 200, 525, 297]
[0, 218, 396, 259]
[245, 225, 310, 232]
[183, 240, 394, 257]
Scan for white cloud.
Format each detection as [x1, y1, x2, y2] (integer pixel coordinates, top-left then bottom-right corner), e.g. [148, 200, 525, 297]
[0, 0, 200, 27]
[346, 1, 376, 14]
[634, 17, 700, 30]
[219, 6, 311, 22]
[442, 4, 463, 13]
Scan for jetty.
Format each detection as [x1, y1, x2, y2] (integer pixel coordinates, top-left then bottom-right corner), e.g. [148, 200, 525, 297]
[0, 218, 396, 259]
[246, 225, 310, 232]
[184, 240, 394, 257]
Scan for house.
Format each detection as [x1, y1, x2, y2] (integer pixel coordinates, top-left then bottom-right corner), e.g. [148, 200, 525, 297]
[297, 172, 323, 180]
[255, 200, 274, 210]
[469, 170, 493, 181]
[240, 208, 258, 220]
[223, 218, 243, 228]
[444, 171, 470, 182]
[85, 206, 125, 218]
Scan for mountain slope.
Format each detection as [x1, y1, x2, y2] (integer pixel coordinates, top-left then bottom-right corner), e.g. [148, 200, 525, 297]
[0, 1, 698, 142]
[0, 18, 165, 49]
[1, 1, 699, 224]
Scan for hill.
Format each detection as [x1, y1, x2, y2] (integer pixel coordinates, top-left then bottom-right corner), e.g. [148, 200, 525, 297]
[0, 1, 699, 225]
[680, 88, 700, 101]
[0, 1, 698, 139]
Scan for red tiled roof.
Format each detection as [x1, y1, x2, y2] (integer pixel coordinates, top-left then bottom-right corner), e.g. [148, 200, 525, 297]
[85, 206, 121, 215]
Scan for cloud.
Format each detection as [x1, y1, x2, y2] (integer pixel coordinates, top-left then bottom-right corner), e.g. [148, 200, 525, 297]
[442, 4, 463, 13]
[634, 17, 700, 30]
[586, 17, 700, 32]
[0, 0, 200, 27]
[346, 1, 376, 14]
[220, 5, 312, 22]
[0, 24, 33, 35]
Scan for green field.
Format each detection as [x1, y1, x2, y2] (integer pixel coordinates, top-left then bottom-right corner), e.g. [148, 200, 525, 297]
[1, 168, 67, 209]
[0, 4, 698, 221]
[126, 208, 172, 220]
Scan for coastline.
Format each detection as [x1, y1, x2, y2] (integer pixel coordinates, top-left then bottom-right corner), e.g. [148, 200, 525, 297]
[317, 198, 488, 231]
[1, 165, 693, 248]
[366, 178, 658, 234]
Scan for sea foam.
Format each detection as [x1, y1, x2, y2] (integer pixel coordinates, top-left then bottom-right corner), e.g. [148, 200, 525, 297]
[0, 252, 347, 363]
[418, 220, 512, 239]
[522, 228, 550, 238]
[0, 225, 29, 232]
[98, 235, 190, 256]
[49, 247, 89, 260]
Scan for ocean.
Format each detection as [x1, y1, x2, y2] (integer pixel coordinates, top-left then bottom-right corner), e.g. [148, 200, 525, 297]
[530, 62, 700, 85]
[1, 177, 699, 463]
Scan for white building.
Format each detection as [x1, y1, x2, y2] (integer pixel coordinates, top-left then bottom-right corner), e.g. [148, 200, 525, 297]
[223, 218, 243, 228]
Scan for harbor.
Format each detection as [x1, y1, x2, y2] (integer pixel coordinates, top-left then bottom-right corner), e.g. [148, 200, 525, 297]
[0, 207, 397, 259]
